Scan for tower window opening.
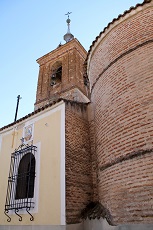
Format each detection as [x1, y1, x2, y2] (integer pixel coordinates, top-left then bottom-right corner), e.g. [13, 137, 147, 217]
[51, 66, 62, 86]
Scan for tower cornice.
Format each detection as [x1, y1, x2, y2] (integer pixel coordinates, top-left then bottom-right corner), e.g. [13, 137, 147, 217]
[36, 38, 87, 66]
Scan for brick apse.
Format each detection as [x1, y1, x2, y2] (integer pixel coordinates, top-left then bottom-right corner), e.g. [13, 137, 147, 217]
[87, 0, 153, 225]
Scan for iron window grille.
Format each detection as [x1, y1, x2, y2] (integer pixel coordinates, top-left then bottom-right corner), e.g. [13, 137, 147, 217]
[4, 143, 37, 222]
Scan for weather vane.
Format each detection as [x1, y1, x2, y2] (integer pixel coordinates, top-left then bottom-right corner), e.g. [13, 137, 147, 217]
[65, 12, 72, 19]
[64, 12, 74, 43]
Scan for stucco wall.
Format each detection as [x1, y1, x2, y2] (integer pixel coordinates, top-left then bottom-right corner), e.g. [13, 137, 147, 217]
[0, 102, 65, 226]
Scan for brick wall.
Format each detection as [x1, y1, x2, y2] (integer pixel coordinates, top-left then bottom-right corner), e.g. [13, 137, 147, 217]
[87, 103, 98, 202]
[88, 2, 153, 90]
[87, 1, 153, 225]
[65, 101, 92, 224]
[99, 150, 153, 224]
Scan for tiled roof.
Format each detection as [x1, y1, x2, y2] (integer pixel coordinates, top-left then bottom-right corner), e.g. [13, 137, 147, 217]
[81, 201, 114, 225]
[0, 99, 89, 132]
[85, 0, 152, 65]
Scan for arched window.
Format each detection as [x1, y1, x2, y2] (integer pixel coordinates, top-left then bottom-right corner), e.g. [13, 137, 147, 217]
[15, 153, 35, 199]
[50, 62, 62, 86]
[5, 144, 37, 221]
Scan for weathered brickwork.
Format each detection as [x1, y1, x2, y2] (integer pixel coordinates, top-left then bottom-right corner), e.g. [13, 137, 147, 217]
[99, 151, 153, 224]
[65, 102, 92, 224]
[93, 43, 153, 165]
[88, 2, 153, 89]
[60, 87, 90, 103]
[87, 1, 153, 225]
[35, 39, 87, 109]
[87, 103, 98, 201]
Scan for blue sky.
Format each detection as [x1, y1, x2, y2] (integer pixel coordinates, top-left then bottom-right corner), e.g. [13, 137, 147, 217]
[0, 0, 143, 128]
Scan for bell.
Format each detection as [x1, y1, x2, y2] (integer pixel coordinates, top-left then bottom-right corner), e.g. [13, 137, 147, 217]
[51, 74, 56, 79]
[51, 81, 56, 86]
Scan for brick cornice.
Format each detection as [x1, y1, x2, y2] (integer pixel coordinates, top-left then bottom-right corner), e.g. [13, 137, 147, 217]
[99, 148, 153, 172]
[85, 0, 152, 78]
[37, 38, 87, 66]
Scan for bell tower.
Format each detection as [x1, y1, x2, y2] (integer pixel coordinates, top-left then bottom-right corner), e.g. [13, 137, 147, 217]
[35, 14, 89, 110]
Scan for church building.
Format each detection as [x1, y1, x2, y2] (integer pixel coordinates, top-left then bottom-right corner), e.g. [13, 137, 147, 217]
[0, 1, 153, 230]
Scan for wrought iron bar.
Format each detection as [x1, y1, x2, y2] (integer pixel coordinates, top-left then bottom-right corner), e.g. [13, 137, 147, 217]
[4, 210, 11, 222]
[15, 209, 22, 221]
[26, 208, 34, 221]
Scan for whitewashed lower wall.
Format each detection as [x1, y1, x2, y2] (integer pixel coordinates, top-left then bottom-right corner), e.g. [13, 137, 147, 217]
[83, 218, 153, 230]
